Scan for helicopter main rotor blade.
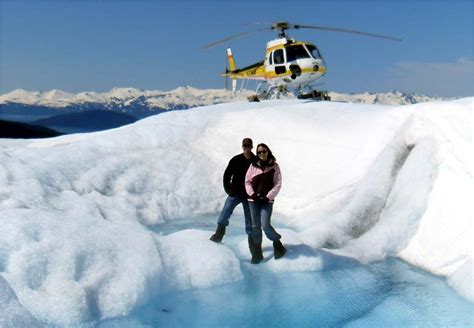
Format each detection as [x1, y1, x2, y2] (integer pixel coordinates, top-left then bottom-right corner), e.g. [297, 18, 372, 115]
[295, 24, 402, 41]
[204, 28, 272, 49]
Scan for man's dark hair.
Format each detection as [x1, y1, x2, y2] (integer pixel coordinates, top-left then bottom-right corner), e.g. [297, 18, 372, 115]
[242, 138, 253, 147]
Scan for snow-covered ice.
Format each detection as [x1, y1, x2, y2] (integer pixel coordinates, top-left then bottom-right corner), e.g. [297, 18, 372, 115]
[0, 98, 472, 325]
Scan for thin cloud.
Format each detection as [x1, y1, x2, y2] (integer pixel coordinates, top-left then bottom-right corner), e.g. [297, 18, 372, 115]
[386, 58, 474, 97]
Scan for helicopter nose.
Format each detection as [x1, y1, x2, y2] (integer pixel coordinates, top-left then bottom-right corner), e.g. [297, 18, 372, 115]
[312, 60, 326, 74]
[315, 64, 326, 74]
[315, 58, 326, 74]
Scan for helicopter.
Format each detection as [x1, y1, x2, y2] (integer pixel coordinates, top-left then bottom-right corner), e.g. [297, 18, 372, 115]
[205, 22, 401, 101]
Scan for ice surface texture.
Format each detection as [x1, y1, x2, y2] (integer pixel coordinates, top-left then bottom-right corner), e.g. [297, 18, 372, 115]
[0, 98, 472, 325]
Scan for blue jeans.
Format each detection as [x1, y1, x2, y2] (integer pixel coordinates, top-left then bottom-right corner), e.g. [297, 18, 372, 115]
[249, 201, 281, 244]
[217, 195, 252, 235]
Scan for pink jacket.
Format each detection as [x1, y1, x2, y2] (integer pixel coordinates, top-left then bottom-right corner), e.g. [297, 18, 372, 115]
[245, 161, 282, 202]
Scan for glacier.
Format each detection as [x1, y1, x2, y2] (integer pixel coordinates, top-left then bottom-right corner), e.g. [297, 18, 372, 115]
[0, 98, 472, 326]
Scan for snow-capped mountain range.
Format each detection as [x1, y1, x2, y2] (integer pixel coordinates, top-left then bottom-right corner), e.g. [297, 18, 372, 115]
[0, 86, 447, 118]
[0, 86, 247, 109]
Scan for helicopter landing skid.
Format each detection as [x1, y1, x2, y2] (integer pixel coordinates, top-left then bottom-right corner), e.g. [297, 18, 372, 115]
[297, 90, 331, 101]
[247, 95, 261, 102]
[247, 84, 289, 102]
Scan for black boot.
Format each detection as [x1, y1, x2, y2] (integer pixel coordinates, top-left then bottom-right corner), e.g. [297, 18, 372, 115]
[251, 241, 264, 264]
[273, 240, 286, 259]
[210, 225, 225, 242]
[248, 235, 256, 257]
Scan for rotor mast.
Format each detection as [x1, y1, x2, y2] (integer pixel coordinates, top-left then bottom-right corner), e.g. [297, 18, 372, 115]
[272, 22, 291, 38]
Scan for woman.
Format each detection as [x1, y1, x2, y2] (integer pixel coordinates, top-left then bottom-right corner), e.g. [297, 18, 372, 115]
[245, 143, 286, 264]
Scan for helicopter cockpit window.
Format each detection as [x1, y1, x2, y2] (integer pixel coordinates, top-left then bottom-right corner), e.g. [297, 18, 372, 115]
[305, 44, 322, 59]
[285, 44, 310, 62]
[273, 49, 284, 64]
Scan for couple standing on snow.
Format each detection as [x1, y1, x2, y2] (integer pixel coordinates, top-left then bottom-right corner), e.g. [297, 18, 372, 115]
[210, 138, 286, 264]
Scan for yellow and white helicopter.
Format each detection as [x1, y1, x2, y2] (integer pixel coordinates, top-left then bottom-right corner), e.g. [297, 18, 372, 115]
[205, 22, 401, 101]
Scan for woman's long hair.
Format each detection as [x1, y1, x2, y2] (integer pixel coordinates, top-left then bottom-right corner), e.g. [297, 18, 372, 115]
[256, 143, 276, 162]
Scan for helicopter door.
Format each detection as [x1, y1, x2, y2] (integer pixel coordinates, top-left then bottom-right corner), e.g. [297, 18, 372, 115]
[272, 49, 286, 75]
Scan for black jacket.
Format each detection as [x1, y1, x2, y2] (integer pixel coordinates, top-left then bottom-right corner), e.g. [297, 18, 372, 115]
[223, 153, 257, 197]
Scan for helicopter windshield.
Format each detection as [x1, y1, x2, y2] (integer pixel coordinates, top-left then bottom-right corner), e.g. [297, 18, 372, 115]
[305, 44, 322, 59]
[285, 44, 310, 62]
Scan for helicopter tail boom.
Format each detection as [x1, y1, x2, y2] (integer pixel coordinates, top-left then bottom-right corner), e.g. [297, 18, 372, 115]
[221, 59, 266, 80]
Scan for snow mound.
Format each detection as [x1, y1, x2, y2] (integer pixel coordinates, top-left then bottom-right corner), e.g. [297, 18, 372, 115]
[159, 229, 243, 290]
[0, 276, 41, 327]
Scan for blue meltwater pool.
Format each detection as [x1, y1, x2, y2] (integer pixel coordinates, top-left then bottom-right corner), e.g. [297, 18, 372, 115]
[103, 215, 474, 328]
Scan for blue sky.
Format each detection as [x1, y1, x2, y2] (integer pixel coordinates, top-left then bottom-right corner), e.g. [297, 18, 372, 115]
[1, 0, 473, 97]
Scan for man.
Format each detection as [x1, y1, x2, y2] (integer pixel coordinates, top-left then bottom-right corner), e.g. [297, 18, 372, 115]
[210, 138, 257, 246]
